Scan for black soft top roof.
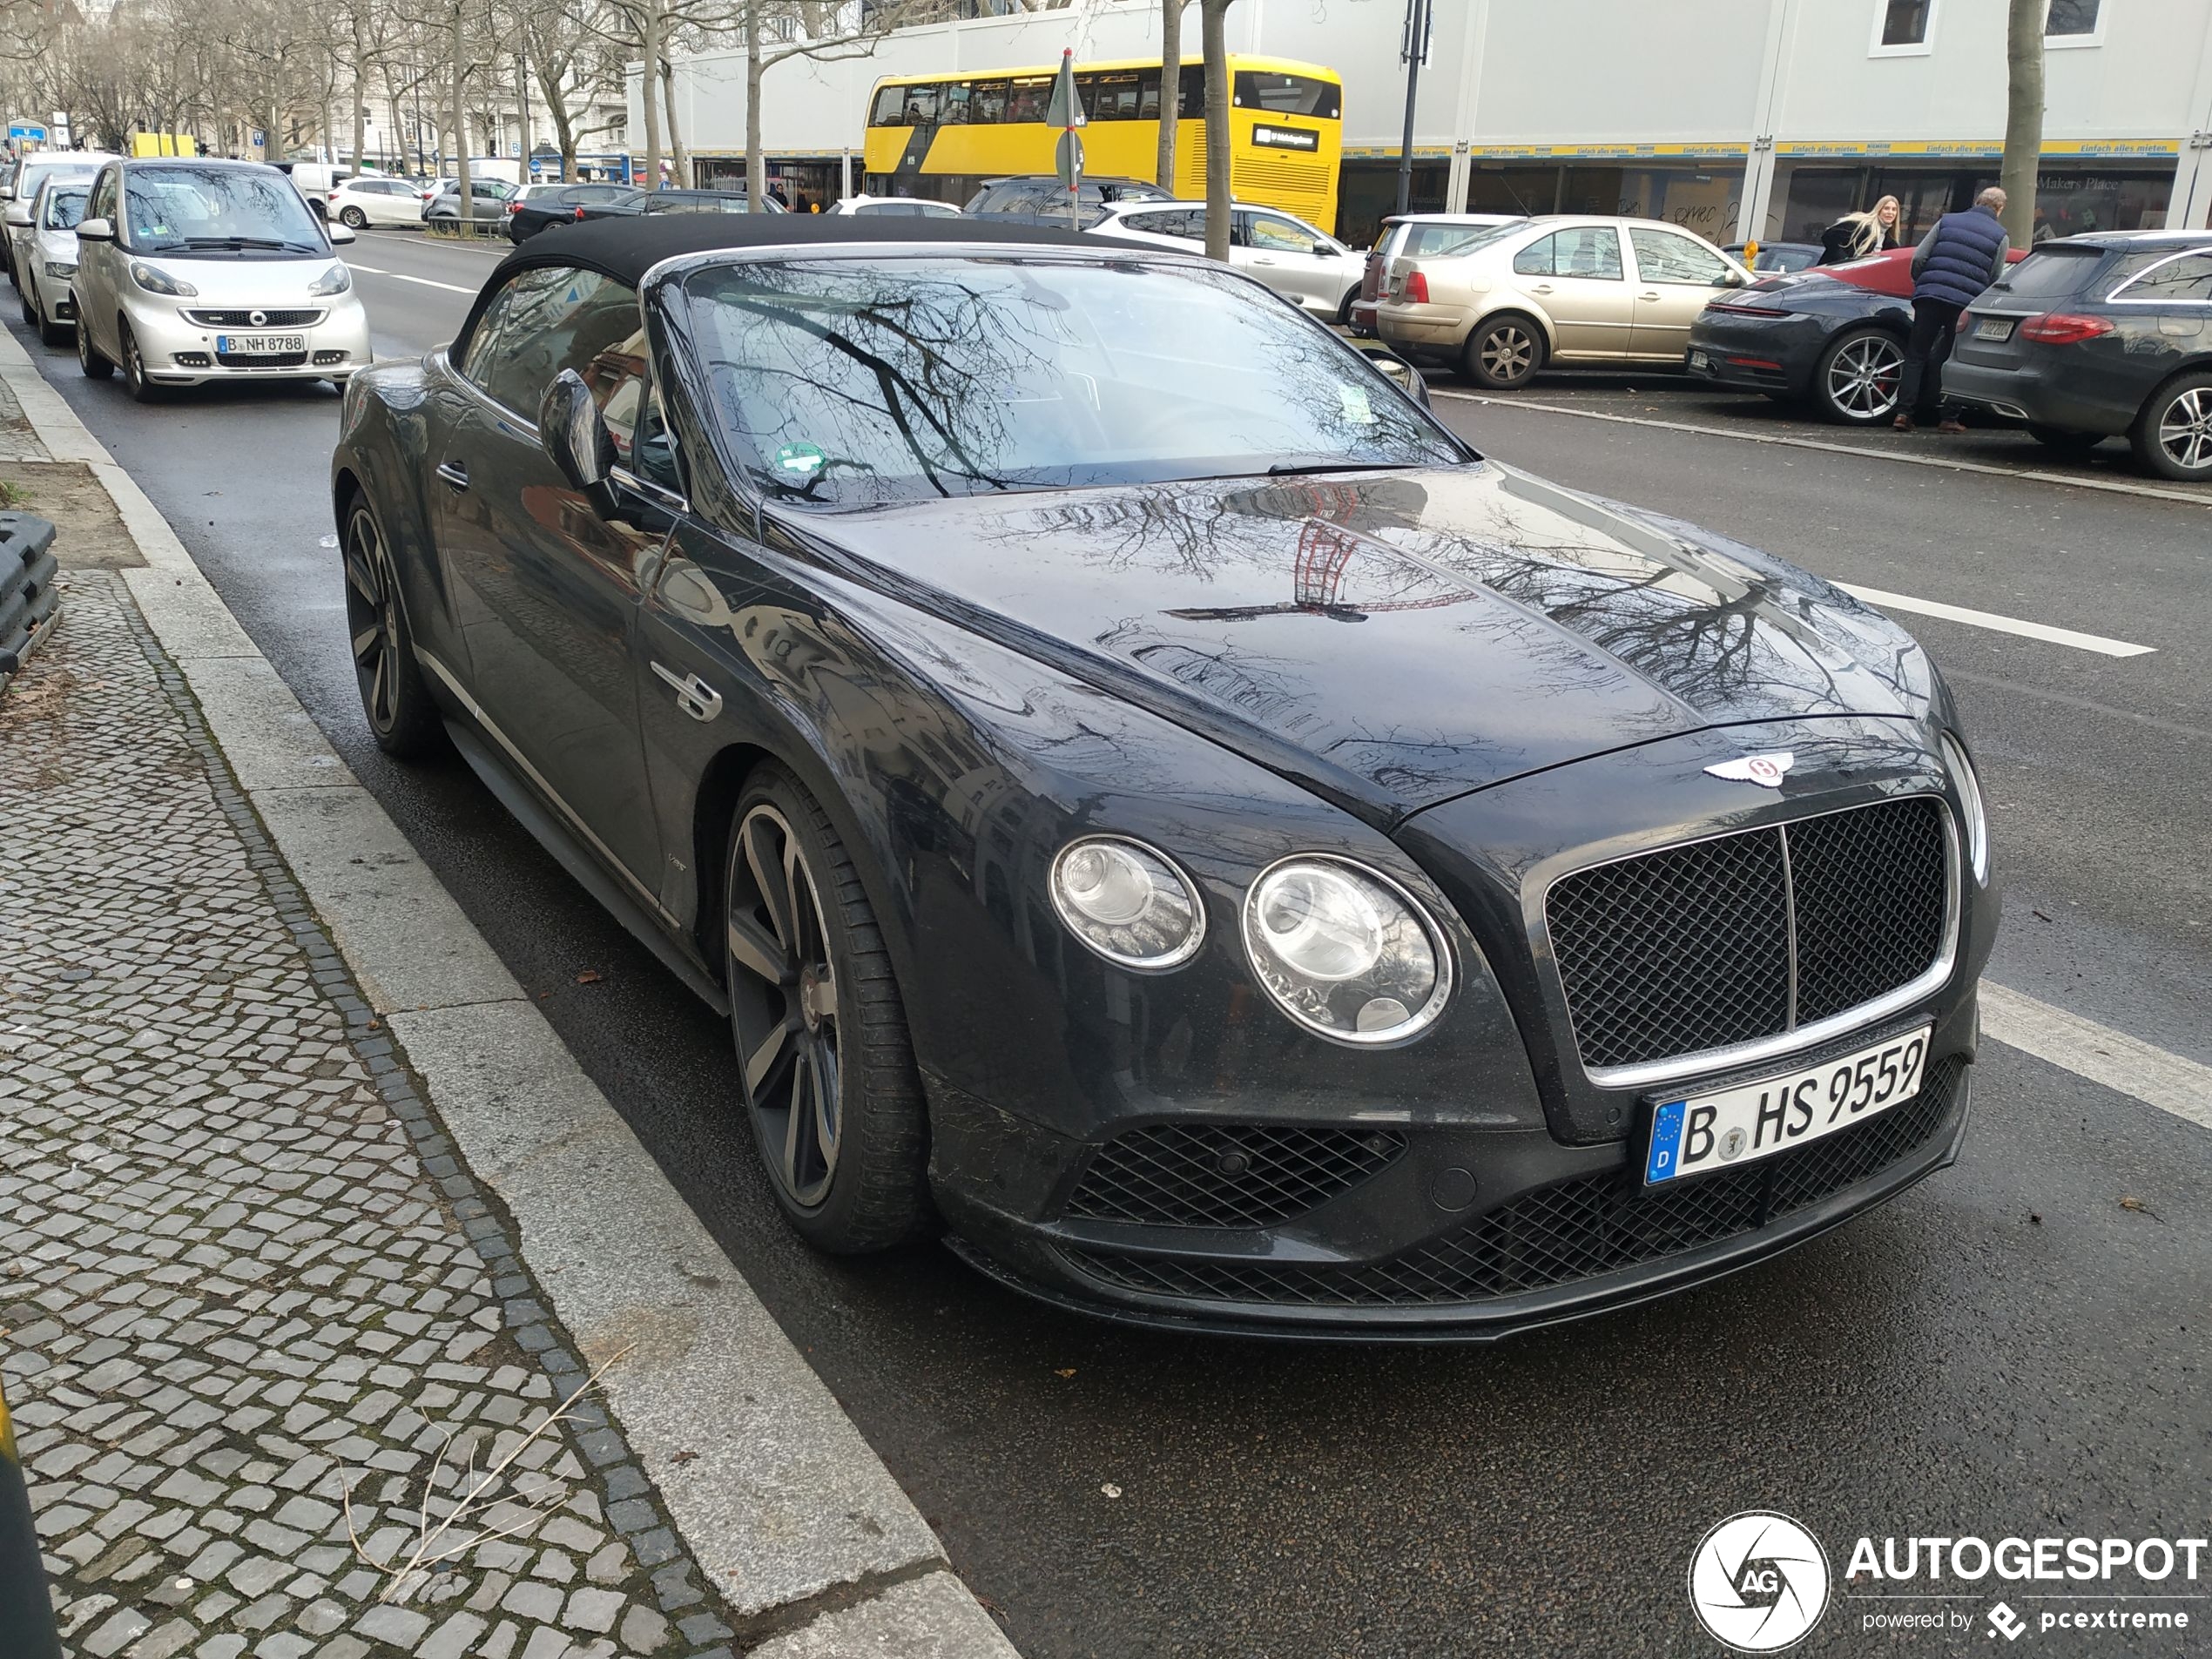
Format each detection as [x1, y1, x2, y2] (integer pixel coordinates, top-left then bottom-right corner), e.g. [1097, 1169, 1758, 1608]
[483, 211, 1098, 293]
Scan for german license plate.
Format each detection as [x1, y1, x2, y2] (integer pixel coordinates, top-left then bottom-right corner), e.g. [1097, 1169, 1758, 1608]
[215, 333, 305, 354]
[1688, 348, 1711, 369]
[1642, 1026, 1931, 1186]
[1973, 317, 2014, 341]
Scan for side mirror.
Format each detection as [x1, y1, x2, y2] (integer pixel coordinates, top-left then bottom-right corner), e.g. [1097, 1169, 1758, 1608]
[538, 368, 616, 510]
[1718, 268, 1748, 287]
[1359, 345, 1431, 408]
[327, 221, 356, 244]
[75, 216, 113, 242]
[3, 206, 30, 228]
[1312, 239, 1333, 258]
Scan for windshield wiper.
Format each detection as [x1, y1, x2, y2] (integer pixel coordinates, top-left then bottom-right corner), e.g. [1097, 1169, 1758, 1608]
[1263, 460, 1413, 476]
[178, 235, 312, 252]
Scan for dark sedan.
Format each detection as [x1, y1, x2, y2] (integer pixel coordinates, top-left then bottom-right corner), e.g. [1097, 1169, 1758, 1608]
[1946, 232, 2212, 481]
[506, 182, 644, 243]
[1689, 244, 2026, 424]
[331, 215, 1995, 1339]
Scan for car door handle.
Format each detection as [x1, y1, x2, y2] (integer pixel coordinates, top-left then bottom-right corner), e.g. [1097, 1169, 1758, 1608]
[436, 460, 469, 490]
[650, 660, 722, 722]
[1251, 256, 1278, 265]
[1639, 291, 1662, 301]
[1528, 283, 1553, 294]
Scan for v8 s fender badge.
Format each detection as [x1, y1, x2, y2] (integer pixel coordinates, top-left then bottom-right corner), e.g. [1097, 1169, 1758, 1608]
[1705, 752, 1794, 787]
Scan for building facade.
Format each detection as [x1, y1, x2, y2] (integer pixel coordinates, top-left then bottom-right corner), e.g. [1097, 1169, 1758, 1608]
[644, 0, 2212, 243]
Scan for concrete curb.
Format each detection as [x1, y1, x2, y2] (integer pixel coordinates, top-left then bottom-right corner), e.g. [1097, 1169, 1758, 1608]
[0, 325, 1018, 1656]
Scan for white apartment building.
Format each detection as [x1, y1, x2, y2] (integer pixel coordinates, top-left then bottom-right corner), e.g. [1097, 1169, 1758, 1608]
[644, 0, 2212, 244]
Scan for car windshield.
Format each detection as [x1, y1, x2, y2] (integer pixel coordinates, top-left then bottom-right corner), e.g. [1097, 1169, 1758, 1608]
[124, 165, 324, 253]
[43, 184, 90, 229]
[683, 254, 1463, 507]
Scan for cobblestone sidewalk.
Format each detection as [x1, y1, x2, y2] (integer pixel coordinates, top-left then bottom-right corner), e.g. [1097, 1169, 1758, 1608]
[1, 573, 741, 1659]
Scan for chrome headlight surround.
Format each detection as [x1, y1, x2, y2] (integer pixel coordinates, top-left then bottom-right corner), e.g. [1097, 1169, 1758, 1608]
[307, 261, 352, 296]
[1049, 835, 1207, 971]
[128, 260, 197, 297]
[1241, 854, 1454, 1045]
[1939, 732, 1989, 884]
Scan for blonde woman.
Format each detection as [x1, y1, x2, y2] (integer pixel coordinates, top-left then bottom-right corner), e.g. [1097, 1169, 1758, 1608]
[1818, 195, 1903, 265]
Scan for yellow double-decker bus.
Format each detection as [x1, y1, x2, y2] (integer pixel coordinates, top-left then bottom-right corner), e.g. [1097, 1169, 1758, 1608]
[862, 54, 1342, 233]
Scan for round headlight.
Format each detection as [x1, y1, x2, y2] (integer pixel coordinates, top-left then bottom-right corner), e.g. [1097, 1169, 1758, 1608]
[1939, 732, 1989, 883]
[1049, 837, 1205, 969]
[1242, 857, 1452, 1043]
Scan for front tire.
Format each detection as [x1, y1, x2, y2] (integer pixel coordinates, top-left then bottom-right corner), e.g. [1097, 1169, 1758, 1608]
[341, 496, 446, 757]
[1463, 313, 1545, 390]
[77, 309, 112, 379]
[1813, 327, 1904, 425]
[2130, 372, 2212, 482]
[119, 320, 162, 402]
[35, 287, 70, 348]
[340, 206, 369, 231]
[724, 769, 929, 1254]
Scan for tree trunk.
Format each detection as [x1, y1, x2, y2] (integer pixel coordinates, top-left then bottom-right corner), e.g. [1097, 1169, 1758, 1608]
[638, 0, 664, 190]
[349, 22, 368, 172]
[661, 55, 690, 186]
[1200, 0, 1232, 261]
[1156, 0, 1184, 192]
[449, 1, 472, 221]
[745, 0, 765, 210]
[516, 47, 531, 184]
[2000, 0, 2043, 247]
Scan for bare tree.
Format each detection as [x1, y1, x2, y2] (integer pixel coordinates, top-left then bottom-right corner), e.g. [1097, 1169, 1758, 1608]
[1200, 0, 1233, 260]
[1156, 0, 1188, 192]
[2000, 0, 2043, 246]
[738, 0, 934, 211]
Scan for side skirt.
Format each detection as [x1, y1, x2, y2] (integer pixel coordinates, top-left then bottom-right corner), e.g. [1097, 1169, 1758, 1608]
[443, 718, 731, 1017]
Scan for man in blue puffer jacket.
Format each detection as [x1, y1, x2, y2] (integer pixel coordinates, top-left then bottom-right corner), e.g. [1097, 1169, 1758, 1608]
[1896, 185, 2012, 432]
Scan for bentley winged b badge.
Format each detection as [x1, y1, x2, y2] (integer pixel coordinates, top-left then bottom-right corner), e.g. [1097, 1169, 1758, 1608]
[1704, 752, 1795, 787]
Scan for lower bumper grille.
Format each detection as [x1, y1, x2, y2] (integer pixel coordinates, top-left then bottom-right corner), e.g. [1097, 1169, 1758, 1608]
[212, 350, 308, 368]
[184, 308, 325, 327]
[1064, 1056, 1963, 1308]
[1065, 1123, 1406, 1230]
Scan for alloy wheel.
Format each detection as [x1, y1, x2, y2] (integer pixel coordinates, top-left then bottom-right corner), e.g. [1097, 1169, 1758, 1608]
[342, 508, 401, 733]
[1479, 322, 1535, 386]
[726, 805, 843, 1211]
[1826, 334, 1902, 420]
[341, 206, 368, 230]
[2156, 387, 2212, 474]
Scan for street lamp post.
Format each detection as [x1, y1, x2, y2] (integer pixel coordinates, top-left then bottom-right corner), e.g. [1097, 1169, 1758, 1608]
[1394, 0, 1430, 217]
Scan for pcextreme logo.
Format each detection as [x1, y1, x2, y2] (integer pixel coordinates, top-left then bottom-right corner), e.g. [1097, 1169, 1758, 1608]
[1688, 1511, 1831, 1652]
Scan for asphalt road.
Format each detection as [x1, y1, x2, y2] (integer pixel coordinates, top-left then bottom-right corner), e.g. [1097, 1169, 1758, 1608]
[11, 229, 2209, 1658]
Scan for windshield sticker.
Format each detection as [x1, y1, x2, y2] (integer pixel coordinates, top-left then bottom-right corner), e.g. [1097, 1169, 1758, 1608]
[774, 442, 826, 481]
[1338, 383, 1375, 426]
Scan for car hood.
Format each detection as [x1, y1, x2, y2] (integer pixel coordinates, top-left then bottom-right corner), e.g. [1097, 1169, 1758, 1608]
[125, 253, 348, 304]
[803, 462, 1938, 822]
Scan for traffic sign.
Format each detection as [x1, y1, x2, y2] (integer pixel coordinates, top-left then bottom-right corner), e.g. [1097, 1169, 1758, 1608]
[7, 123, 46, 143]
[1055, 129, 1084, 191]
[1044, 50, 1085, 130]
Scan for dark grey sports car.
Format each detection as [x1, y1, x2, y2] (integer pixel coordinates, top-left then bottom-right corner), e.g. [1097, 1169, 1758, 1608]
[331, 216, 1997, 1339]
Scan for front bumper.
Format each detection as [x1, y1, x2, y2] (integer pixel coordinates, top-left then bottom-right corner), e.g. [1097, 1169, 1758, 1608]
[123, 293, 372, 383]
[936, 1030, 1974, 1341]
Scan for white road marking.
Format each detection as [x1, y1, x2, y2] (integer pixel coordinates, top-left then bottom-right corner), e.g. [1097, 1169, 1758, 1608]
[1981, 981, 2212, 1132]
[343, 260, 388, 274]
[1835, 583, 2155, 658]
[381, 271, 477, 295]
[1434, 388, 2212, 507]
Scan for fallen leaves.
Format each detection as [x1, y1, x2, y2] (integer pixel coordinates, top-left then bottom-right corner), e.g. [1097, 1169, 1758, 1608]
[1053, 1368, 1076, 1379]
[2119, 1195, 2164, 1222]
[575, 969, 603, 984]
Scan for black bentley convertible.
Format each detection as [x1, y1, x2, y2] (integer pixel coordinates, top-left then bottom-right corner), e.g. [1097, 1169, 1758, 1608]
[332, 216, 1996, 1339]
